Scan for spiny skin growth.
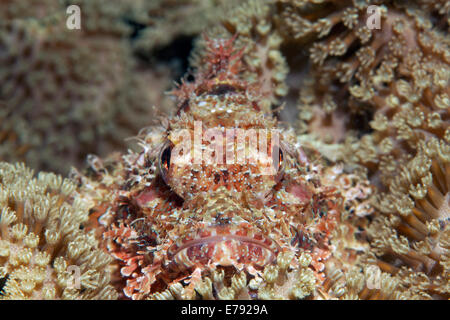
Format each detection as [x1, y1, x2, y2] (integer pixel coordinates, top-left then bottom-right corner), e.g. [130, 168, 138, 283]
[78, 36, 350, 300]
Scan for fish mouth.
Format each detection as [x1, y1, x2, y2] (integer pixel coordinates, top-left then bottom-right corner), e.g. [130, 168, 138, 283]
[168, 227, 280, 269]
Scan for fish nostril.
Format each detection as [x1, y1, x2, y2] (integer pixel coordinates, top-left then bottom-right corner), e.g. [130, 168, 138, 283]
[222, 170, 229, 182]
[214, 173, 221, 184]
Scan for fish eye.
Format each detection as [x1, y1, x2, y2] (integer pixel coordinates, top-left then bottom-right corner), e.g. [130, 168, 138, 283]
[159, 142, 172, 185]
[272, 144, 285, 182]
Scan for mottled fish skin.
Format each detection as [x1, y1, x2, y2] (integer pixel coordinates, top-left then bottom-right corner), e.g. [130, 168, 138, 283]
[84, 36, 341, 299]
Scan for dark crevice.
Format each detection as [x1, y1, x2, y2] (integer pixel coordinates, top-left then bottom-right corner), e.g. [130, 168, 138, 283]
[0, 275, 8, 296]
[350, 107, 374, 138]
[134, 35, 195, 81]
[123, 18, 147, 41]
[153, 35, 194, 79]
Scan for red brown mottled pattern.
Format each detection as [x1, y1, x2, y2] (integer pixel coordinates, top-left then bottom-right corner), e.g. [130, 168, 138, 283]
[82, 36, 342, 299]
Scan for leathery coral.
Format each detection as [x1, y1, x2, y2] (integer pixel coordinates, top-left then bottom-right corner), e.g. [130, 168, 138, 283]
[0, 162, 117, 299]
[363, 138, 449, 299]
[281, 0, 449, 176]
[274, 0, 449, 299]
[70, 35, 376, 300]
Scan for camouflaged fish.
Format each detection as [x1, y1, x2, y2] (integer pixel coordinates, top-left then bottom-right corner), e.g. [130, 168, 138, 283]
[79, 36, 343, 299]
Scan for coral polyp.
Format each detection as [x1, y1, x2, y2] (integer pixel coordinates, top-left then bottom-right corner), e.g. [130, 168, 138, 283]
[0, 162, 117, 299]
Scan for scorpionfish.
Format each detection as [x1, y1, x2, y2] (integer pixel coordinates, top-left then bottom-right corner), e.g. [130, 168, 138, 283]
[79, 36, 343, 299]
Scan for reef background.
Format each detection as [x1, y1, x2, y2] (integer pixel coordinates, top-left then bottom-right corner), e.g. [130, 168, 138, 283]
[0, 0, 448, 299]
[0, 0, 236, 174]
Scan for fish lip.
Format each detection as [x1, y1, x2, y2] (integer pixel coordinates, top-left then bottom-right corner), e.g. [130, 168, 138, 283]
[170, 234, 278, 255]
[168, 228, 281, 266]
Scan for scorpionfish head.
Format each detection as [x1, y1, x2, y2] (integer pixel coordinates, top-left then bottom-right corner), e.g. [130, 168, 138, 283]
[154, 37, 289, 270]
[158, 88, 286, 270]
